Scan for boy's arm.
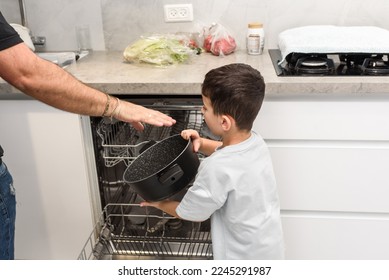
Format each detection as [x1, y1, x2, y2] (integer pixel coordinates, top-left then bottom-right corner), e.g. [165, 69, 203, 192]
[199, 138, 222, 156]
[140, 200, 181, 219]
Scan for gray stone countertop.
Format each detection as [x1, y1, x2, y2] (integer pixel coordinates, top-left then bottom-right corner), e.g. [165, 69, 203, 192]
[2, 50, 389, 100]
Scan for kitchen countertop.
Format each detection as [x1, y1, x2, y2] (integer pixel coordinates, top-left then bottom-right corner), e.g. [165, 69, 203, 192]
[2, 50, 389, 100]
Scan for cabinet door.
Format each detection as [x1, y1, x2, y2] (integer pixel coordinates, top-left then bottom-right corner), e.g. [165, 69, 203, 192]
[0, 100, 93, 259]
[269, 144, 389, 213]
[282, 215, 389, 259]
[256, 99, 389, 140]
[254, 99, 389, 259]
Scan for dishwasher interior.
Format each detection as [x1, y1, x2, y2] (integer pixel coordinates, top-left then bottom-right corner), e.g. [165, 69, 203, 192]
[79, 96, 216, 260]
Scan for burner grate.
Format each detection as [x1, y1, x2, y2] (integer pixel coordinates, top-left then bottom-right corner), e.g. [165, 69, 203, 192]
[269, 49, 389, 76]
[293, 55, 335, 75]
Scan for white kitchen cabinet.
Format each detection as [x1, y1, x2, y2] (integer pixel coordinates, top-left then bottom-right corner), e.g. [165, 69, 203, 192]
[254, 98, 389, 259]
[281, 215, 389, 259]
[0, 100, 93, 259]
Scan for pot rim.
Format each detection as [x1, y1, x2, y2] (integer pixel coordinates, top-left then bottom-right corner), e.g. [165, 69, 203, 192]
[123, 134, 192, 184]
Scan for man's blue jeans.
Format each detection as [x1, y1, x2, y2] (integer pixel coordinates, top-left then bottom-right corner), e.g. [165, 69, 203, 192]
[0, 161, 15, 260]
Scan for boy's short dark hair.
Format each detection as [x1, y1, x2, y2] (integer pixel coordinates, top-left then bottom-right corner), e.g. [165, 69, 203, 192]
[202, 63, 265, 131]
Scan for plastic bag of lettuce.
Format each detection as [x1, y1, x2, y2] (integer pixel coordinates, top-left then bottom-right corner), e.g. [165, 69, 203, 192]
[123, 34, 200, 67]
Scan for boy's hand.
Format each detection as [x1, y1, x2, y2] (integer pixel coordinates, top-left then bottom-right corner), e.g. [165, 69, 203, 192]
[140, 200, 181, 219]
[181, 129, 202, 152]
[140, 201, 159, 208]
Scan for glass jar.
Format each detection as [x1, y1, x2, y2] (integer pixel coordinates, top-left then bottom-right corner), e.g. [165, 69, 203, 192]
[246, 22, 265, 55]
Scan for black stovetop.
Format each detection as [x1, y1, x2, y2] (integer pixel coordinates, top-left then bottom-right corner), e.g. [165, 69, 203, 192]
[269, 49, 389, 76]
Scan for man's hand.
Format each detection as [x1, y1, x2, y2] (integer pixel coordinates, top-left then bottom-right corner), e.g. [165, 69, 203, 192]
[119, 103, 176, 131]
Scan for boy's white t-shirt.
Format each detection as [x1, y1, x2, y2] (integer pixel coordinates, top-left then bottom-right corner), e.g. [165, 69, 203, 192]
[176, 131, 285, 260]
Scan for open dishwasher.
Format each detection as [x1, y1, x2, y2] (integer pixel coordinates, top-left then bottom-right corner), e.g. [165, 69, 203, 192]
[79, 96, 216, 260]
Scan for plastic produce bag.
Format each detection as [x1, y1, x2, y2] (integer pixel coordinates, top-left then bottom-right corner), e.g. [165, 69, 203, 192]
[203, 23, 236, 56]
[123, 34, 198, 67]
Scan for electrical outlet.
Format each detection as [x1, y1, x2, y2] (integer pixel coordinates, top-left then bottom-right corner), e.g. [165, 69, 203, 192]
[164, 4, 193, 22]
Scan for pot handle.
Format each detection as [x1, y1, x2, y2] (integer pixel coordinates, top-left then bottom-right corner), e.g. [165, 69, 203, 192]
[158, 164, 184, 185]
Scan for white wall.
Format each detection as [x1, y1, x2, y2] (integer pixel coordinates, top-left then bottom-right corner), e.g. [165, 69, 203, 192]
[0, 0, 105, 51]
[2, 0, 389, 52]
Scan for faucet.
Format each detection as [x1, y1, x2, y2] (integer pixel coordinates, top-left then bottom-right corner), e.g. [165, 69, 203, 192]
[18, 0, 46, 47]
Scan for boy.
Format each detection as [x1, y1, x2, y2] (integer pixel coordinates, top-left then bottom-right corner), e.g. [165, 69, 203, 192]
[141, 63, 284, 259]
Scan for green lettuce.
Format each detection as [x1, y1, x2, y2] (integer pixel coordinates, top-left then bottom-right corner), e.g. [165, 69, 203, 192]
[123, 35, 196, 66]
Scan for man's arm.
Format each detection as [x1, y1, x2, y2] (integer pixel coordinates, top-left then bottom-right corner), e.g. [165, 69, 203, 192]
[0, 43, 175, 130]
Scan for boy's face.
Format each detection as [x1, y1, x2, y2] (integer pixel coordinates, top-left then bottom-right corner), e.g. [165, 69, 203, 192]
[201, 95, 223, 137]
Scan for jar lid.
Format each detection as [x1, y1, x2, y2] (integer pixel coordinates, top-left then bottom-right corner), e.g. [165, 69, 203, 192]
[248, 22, 263, 28]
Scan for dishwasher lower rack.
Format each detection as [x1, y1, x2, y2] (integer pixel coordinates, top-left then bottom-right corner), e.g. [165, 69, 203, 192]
[78, 203, 213, 260]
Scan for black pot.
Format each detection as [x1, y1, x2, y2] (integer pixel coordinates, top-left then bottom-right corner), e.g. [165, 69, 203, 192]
[123, 134, 200, 201]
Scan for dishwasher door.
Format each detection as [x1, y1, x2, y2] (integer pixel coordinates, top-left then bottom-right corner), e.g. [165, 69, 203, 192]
[79, 95, 215, 260]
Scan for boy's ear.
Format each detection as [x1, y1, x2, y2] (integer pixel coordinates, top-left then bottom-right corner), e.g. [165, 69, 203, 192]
[220, 114, 234, 131]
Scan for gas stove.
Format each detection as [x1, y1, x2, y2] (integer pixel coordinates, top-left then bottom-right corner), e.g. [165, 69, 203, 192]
[269, 49, 389, 76]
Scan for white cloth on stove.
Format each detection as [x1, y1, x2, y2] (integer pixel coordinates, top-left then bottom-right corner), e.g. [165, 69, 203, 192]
[278, 25, 389, 64]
